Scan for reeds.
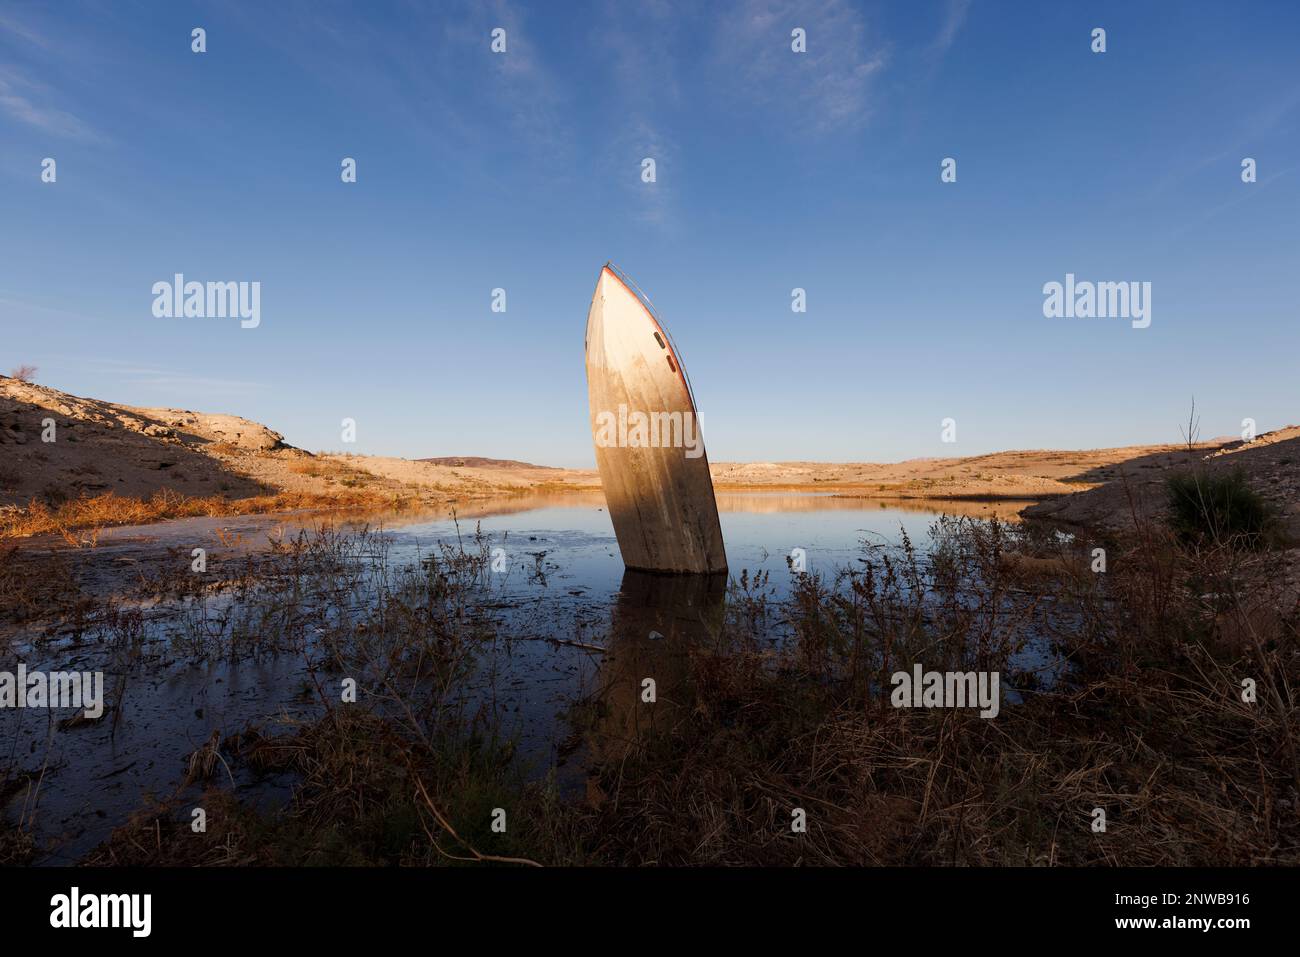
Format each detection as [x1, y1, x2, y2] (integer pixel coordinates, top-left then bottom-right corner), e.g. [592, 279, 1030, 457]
[572, 513, 1297, 865]
[13, 499, 1297, 867]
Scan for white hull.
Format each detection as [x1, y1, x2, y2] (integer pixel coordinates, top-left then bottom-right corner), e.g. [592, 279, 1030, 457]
[584, 265, 727, 574]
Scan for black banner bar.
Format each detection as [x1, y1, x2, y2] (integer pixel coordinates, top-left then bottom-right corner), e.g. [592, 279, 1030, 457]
[0, 866, 1278, 942]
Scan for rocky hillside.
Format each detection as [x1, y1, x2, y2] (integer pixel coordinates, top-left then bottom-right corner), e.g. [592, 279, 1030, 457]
[0, 375, 283, 505]
[0, 376, 595, 524]
[1022, 424, 1300, 538]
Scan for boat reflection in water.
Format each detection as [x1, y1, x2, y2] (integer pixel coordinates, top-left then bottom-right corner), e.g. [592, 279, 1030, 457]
[582, 570, 727, 794]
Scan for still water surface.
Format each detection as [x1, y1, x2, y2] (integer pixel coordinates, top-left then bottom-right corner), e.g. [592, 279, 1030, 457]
[5, 491, 1029, 862]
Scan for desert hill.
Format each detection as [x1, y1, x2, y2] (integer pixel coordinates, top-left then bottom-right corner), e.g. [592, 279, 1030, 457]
[2, 374, 1295, 543]
[0, 376, 591, 529]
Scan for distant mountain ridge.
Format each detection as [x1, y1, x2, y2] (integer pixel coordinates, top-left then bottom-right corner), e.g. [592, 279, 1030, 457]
[417, 456, 557, 470]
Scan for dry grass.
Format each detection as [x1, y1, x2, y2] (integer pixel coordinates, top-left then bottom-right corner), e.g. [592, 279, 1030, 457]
[68, 528, 588, 867]
[85, 710, 585, 867]
[0, 487, 419, 540]
[0, 773, 37, 866]
[564, 513, 1298, 866]
[0, 544, 86, 625]
[27, 500, 1300, 868]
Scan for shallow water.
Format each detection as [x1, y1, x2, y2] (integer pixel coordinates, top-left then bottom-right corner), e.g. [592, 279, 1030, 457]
[2, 491, 1036, 863]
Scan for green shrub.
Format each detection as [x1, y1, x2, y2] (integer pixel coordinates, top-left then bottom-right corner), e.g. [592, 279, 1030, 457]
[1165, 468, 1273, 548]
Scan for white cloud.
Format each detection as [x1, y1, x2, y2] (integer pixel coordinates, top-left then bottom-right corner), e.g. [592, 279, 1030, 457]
[0, 11, 50, 49]
[235, 0, 573, 176]
[0, 66, 98, 140]
[929, 0, 971, 58]
[53, 356, 268, 398]
[712, 0, 888, 133]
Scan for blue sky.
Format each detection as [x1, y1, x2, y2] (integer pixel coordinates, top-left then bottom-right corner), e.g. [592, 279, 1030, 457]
[2, 0, 1297, 466]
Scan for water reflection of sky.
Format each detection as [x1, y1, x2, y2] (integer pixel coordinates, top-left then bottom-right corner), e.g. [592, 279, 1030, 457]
[382, 493, 985, 603]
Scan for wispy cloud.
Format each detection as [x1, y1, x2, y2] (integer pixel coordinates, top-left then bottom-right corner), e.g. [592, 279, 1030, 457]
[435, 0, 572, 161]
[929, 0, 970, 58]
[592, 0, 689, 229]
[0, 10, 101, 139]
[617, 118, 679, 227]
[594, 0, 685, 105]
[0, 65, 99, 140]
[712, 0, 888, 133]
[1138, 83, 1300, 209]
[51, 356, 268, 399]
[120, 371, 270, 397]
[0, 295, 100, 325]
[238, 0, 573, 175]
[0, 11, 51, 49]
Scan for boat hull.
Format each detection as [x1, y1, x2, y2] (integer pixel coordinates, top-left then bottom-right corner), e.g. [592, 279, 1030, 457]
[584, 265, 727, 574]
